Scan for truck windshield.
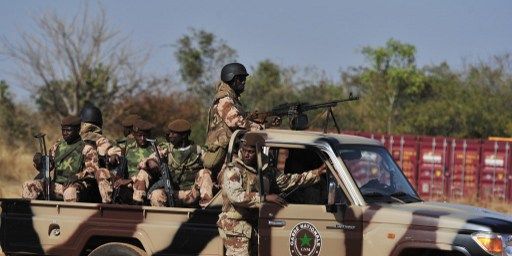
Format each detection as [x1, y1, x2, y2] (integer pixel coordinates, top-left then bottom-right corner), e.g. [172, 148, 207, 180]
[337, 145, 421, 204]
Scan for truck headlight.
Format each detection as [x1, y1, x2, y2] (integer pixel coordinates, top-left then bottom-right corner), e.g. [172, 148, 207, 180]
[472, 232, 512, 256]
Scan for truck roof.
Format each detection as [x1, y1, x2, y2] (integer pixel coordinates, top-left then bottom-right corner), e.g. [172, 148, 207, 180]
[250, 129, 383, 147]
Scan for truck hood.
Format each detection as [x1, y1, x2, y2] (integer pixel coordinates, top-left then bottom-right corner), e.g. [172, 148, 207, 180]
[363, 201, 512, 233]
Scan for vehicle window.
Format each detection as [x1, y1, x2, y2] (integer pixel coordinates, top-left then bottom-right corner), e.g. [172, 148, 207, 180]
[338, 145, 421, 204]
[269, 147, 327, 205]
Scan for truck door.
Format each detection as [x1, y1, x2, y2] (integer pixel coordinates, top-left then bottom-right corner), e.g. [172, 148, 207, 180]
[258, 147, 363, 256]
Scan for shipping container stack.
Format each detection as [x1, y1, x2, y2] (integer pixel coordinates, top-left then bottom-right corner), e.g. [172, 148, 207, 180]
[480, 140, 510, 201]
[447, 138, 481, 200]
[417, 136, 449, 201]
[388, 135, 418, 190]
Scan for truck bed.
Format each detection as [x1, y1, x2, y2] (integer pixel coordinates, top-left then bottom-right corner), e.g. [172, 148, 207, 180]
[1, 198, 223, 256]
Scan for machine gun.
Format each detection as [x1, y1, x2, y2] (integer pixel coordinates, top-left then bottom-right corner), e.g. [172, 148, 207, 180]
[147, 139, 175, 207]
[248, 93, 359, 133]
[34, 133, 51, 200]
[111, 139, 129, 203]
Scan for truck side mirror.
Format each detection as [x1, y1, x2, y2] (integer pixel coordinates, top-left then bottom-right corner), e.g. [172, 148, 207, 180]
[326, 180, 337, 213]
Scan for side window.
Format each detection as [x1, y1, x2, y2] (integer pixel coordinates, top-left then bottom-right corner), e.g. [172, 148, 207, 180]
[269, 147, 328, 205]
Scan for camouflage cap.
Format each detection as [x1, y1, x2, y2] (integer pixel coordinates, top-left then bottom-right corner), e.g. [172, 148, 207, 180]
[133, 119, 155, 132]
[241, 133, 266, 147]
[121, 114, 141, 128]
[166, 119, 191, 133]
[61, 115, 81, 127]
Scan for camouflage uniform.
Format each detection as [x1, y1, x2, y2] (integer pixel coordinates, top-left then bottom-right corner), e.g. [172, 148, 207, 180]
[217, 158, 323, 256]
[22, 139, 109, 202]
[146, 142, 213, 208]
[204, 82, 263, 172]
[80, 122, 121, 203]
[117, 140, 155, 204]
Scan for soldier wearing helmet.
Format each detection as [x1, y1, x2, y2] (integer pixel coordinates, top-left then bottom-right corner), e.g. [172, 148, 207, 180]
[217, 133, 327, 256]
[144, 119, 214, 208]
[204, 63, 263, 177]
[79, 103, 121, 203]
[22, 116, 105, 203]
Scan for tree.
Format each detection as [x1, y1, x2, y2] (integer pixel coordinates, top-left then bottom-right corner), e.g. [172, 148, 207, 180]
[1, 5, 152, 118]
[243, 60, 297, 111]
[359, 39, 429, 133]
[174, 29, 237, 105]
[0, 80, 37, 144]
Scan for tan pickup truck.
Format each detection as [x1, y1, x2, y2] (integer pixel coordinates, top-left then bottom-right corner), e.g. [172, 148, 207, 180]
[2, 129, 512, 256]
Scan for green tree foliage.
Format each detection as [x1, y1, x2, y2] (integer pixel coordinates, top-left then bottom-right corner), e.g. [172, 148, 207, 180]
[243, 60, 297, 111]
[358, 39, 429, 134]
[175, 29, 237, 104]
[0, 81, 37, 145]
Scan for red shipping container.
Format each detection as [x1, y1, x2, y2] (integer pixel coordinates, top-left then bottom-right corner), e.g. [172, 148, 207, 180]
[417, 136, 449, 201]
[356, 132, 386, 145]
[447, 138, 481, 200]
[388, 135, 418, 189]
[480, 141, 510, 201]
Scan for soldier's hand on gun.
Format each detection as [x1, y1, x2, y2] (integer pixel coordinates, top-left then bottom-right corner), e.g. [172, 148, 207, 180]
[114, 179, 132, 188]
[316, 163, 327, 175]
[33, 152, 43, 170]
[108, 155, 120, 166]
[264, 194, 287, 207]
[146, 159, 160, 173]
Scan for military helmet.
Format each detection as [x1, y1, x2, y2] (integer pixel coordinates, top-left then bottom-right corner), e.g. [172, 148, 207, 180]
[80, 104, 103, 127]
[221, 63, 248, 83]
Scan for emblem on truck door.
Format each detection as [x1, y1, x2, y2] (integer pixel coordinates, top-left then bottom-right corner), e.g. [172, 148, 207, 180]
[289, 222, 322, 256]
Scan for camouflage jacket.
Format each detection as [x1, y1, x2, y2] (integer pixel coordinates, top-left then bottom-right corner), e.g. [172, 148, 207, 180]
[49, 139, 100, 184]
[205, 82, 262, 150]
[219, 158, 322, 220]
[80, 123, 122, 158]
[167, 142, 204, 190]
[141, 142, 205, 190]
[125, 141, 154, 178]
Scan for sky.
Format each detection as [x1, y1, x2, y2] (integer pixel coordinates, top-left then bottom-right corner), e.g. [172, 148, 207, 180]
[1, 0, 511, 101]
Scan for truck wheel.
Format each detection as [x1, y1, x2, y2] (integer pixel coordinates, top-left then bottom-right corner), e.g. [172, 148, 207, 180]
[88, 242, 147, 256]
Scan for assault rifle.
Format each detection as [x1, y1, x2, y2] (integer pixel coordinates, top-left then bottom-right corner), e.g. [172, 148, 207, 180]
[34, 133, 51, 201]
[248, 93, 359, 133]
[147, 139, 175, 207]
[112, 139, 129, 203]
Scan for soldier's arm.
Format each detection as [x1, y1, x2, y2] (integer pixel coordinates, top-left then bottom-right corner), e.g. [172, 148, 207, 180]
[81, 144, 100, 175]
[274, 164, 325, 193]
[216, 97, 262, 131]
[222, 166, 261, 208]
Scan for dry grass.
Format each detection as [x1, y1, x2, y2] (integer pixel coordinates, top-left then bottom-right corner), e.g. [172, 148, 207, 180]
[0, 141, 37, 198]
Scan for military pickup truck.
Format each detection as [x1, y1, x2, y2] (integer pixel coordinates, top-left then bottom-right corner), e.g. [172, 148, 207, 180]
[2, 129, 512, 256]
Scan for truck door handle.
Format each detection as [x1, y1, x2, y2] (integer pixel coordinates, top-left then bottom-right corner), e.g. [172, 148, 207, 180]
[268, 220, 286, 227]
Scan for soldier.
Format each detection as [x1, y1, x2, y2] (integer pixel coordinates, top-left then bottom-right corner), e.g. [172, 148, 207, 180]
[217, 133, 326, 256]
[22, 116, 108, 203]
[204, 63, 263, 177]
[121, 114, 141, 139]
[145, 119, 213, 208]
[113, 119, 157, 205]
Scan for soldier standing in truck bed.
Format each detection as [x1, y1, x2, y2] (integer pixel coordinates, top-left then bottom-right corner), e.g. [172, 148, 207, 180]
[143, 119, 214, 208]
[204, 63, 263, 178]
[22, 116, 106, 203]
[217, 133, 326, 256]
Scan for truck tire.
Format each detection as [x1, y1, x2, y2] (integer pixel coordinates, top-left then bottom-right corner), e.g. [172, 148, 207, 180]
[88, 242, 147, 256]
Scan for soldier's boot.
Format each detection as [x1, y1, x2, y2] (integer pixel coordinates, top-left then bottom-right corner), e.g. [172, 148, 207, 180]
[196, 169, 214, 208]
[21, 180, 44, 199]
[149, 189, 167, 207]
